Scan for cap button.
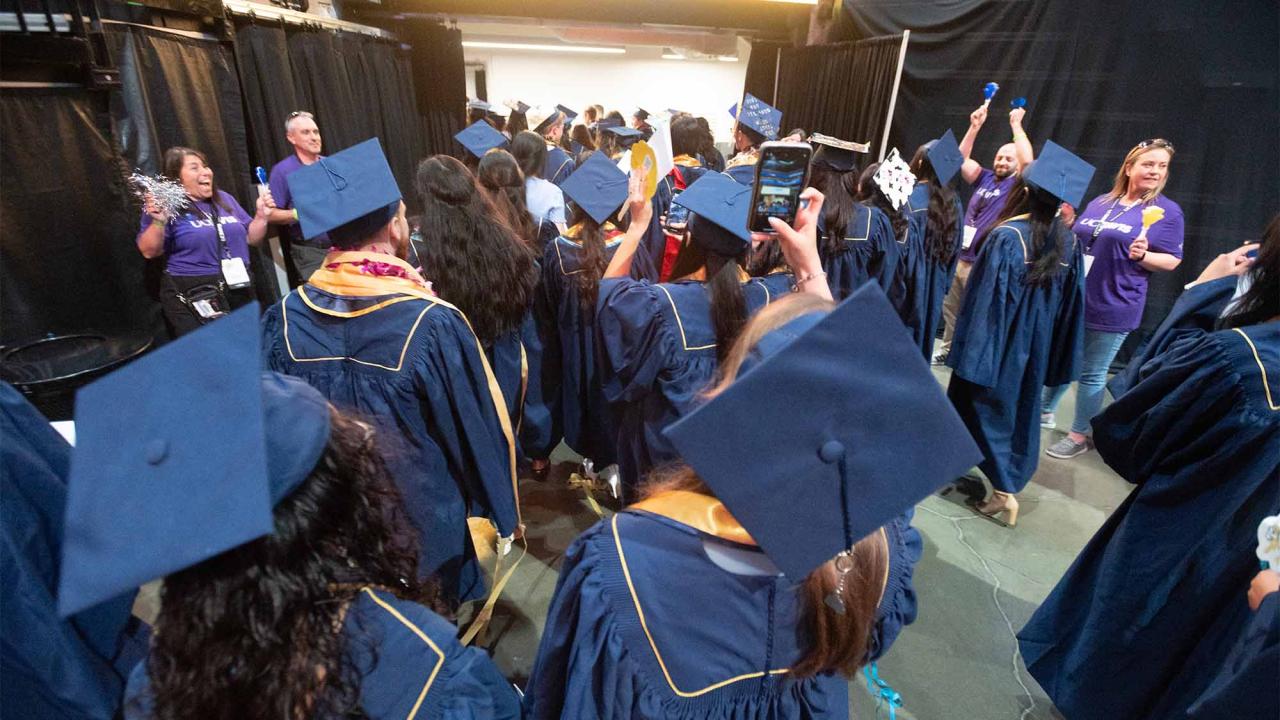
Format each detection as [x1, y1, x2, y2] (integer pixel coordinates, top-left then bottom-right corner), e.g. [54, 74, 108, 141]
[145, 439, 169, 465]
[818, 440, 845, 464]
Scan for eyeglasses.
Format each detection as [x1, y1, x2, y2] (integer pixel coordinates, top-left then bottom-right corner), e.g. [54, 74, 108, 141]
[288, 111, 314, 119]
[1136, 138, 1174, 153]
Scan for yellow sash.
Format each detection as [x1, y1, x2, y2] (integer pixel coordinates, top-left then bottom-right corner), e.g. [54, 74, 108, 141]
[628, 490, 756, 546]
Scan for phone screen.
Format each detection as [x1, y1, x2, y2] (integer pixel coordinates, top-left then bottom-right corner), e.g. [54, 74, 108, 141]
[749, 144, 812, 232]
[665, 201, 691, 231]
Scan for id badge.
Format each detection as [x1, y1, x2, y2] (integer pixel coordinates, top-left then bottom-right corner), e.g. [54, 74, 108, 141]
[962, 225, 977, 249]
[1083, 254, 1095, 276]
[192, 299, 221, 319]
[221, 257, 251, 289]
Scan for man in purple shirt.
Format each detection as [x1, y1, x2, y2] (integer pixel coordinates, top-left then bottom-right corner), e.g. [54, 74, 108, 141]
[934, 103, 1035, 364]
[267, 111, 328, 281]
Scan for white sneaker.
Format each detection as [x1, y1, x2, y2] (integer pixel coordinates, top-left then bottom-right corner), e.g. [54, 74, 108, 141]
[1040, 412, 1055, 429]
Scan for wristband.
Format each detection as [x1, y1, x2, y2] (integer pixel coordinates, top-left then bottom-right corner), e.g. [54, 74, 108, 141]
[792, 270, 827, 292]
[292, 208, 299, 221]
[1012, 131, 1028, 142]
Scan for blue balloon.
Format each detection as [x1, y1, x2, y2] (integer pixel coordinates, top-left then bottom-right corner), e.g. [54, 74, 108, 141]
[1011, 97, 1027, 109]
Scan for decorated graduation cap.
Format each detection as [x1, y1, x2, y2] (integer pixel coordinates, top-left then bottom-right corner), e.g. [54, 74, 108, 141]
[604, 125, 643, 149]
[733, 93, 782, 141]
[556, 104, 579, 125]
[503, 98, 530, 115]
[455, 119, 509, 159]
[286, 137, 401, 243]
[673, 172, 753, 256]
[528, 106, 565, 135]
[57, 307, 332, 617]
[663, 284, 982, 583]
[633, 107, 651, 121]
[466, 98, 491, 112]
[873, 148, 917, 210]
[924, 128, 963, 185]
[560, 151, 630, 225]
[1022, 140, 1096, 209]
[810, 133, 870, 173]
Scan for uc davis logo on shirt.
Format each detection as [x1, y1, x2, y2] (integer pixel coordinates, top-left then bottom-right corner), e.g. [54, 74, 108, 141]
[1077, 217, 1135, 235]
[187, 215, 241, 229]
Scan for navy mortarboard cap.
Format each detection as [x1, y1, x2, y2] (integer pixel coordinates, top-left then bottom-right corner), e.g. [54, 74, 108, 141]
[596, 117, 624, 131]
[1023, 140, 1096, 208]
[56, 307, 331, 617]
[634, 108, 650, 121]
[487, 104, 510, 119]
[455, 120, 509, 159]
[733, 93, 782, 141]
[673, 173, 753, 256]
[287, 137, 401, 241]
[810, 133, 870, 173]
[925, 129, 963, 185]
[604, 125, 643, 145]
[466, 98, 491, 112]
[663, 284, 982, 581]
[503, 99, 530, 115]
[559, 151, 630, 225]
[528, 106, 565, 134]
[556, 104, 579, 124]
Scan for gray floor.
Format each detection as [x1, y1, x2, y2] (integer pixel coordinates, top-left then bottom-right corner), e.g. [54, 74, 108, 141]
[466, 362, 1133, 720]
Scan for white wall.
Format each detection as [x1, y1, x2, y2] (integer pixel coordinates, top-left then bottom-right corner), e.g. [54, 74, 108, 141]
[463, 48, 750, 145]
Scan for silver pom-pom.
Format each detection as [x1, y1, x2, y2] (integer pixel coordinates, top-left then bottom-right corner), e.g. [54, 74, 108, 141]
[128, 171, 191, 220]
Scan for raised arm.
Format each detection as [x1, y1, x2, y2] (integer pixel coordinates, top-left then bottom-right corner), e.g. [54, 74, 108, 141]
[602, 171, 654, 279]
[1009, 107, 1034, 170]
[959, 105, 987, 185]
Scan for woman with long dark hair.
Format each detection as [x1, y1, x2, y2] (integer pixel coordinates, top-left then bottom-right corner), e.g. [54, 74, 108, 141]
[894, 136, 964, 359]
[135, 146, 273, 337]
[1019, 215, 1278, 720]
[526, 275, 976, 718]
[809, 136, 899, 298]
[477, 148, 557, 253]
[596, 174, 813, 496]
[512, 130, 567, 235]
[945, 145, 1090, 526]
[414, 155, 551, 463]
[533, 154, 654, 485]
[56, 314, 520, 719]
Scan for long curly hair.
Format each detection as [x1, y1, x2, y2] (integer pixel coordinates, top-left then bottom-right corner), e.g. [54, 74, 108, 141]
[415, 154, 538, 346]
[909, 146, 961, 265]
[975, 177, 1069, 287]
[477, 149, 539, 251]
[147, 409, 439, 720]
[566, 204, 611, 307]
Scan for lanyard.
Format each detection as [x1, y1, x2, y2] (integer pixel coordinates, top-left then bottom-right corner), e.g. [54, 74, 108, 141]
[196, 201, 233, 260]
[1091, 198, 1139, 242]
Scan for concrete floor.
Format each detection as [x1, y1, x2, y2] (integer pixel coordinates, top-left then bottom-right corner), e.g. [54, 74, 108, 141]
[466, 362, 1134, 720]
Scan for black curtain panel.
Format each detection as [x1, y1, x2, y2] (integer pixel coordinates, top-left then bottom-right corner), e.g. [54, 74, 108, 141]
[107, 23, 279, 302]
[232, 20, 302, 170]
[0, 88, 160, 345]
[400, 18, 466, 158]
[841, 0, 1280, 363]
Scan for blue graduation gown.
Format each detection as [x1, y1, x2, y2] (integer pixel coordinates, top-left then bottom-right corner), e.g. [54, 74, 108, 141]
[487, 311, 557, 461]
[1185, 592, 1279, 720]
[533, 231, 622, 464]
[524, 500, 922, 719]
[124, 587, 521, 719]
[1017, 321, 1280, 720]
[261, 284, 519, 604]
[945, 218, 1085, 493]
[819, 202, 901, 300]
[544, 145, 576, 186]
[892, 183, 963, 359]
[595, 273, 794, 490]
[1, 382, 149, 720]
[725, 163, 756, 187]
[1107, 275, 1236, 399]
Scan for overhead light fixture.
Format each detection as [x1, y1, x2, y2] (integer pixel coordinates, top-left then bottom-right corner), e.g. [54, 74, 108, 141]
[462, 40, 625, 54]
[717, 55, 739, 62]
[762, 0, 818, 4]
[662, 53, 685, 60]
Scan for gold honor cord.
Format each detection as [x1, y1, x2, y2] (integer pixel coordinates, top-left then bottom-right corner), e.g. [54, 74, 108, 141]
[460, 534, 528, 646]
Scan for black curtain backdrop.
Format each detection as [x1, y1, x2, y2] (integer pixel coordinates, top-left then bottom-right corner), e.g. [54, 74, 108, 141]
[746, 35, 903, 152]
[839, 0, 1280, 362]
[0, 89, 158, 345]
[400, 18, 466, 159]
[107, 23, 279, 302]
[232, 21, 426, 284]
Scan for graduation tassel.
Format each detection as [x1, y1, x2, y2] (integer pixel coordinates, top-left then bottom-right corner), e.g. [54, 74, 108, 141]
[863, 663, 904, 720]
[820, 440, 855, 615]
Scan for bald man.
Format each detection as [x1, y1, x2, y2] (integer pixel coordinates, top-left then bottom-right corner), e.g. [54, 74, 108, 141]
[934, 103, 1035, 364]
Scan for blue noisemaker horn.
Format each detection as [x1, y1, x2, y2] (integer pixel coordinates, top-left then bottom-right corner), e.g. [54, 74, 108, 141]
[1011, 97, 1027, 109]
[983, 82, 1000, 101]
[255, 166, 268, 185]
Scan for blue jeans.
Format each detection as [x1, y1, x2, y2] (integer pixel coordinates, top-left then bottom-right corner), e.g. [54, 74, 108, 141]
[1042, 329, 1129, 436]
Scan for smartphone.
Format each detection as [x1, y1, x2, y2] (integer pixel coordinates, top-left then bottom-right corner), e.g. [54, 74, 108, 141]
[664, 201, 692, 232]
[749, 141, 813, 233]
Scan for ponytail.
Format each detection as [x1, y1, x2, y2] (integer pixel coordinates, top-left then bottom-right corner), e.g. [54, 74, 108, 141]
[856, 163, 910, 243]
[569, 206, 609, 307]
[707, 255, 748, 365]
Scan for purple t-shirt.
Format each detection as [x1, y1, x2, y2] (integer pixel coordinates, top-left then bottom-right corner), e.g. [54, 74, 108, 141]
[268, 154, 329, 248]
[960, 169, 1019, 262]
[1074, 193, 1184, 332]
[139, 190, 253, 277]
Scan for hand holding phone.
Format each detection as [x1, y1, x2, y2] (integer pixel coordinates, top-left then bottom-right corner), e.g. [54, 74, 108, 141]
[748, 141, 813, 233]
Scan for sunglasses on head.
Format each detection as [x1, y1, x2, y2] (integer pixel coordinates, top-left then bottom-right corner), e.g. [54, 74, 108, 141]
[1136, 138, 1174, 153]
[288, 111, 314, 119]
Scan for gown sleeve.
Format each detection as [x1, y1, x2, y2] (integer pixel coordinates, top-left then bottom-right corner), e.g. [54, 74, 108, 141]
[866, 513, 923, 662]
[595, 278, 675, 404]
[520, 289, 560, 460]
[1090, 329, 1247, 486]
[530, 253, 565, 458]
[946, 229, 1022, 388]
[1044, 234, 1086, 387]
[871, 208, 901, 293]
[415, 311, 519, 536]
[1107, 275, 1236, 399]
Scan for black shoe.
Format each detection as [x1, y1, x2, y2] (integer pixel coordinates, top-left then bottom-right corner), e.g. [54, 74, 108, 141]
[932, 351, 949, 366]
